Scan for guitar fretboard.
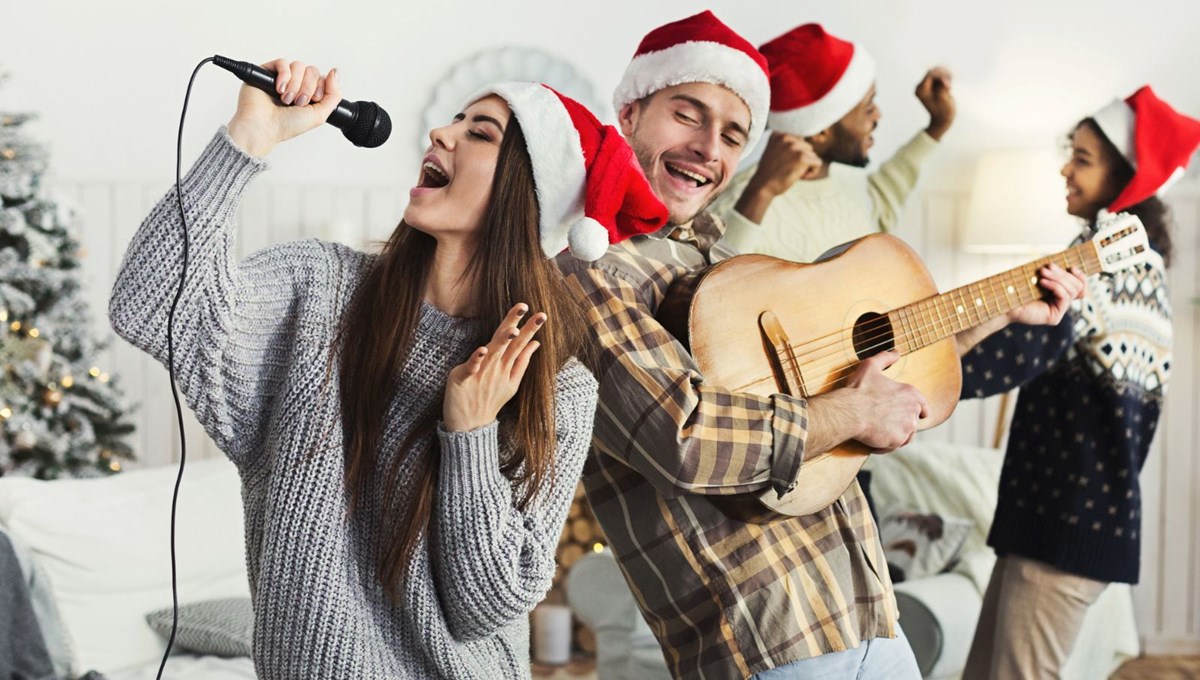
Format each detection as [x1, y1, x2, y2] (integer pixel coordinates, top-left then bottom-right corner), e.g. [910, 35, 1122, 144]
[890, 242, 1101, 354]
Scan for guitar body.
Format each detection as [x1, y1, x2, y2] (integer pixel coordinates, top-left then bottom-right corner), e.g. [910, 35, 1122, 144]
[658, 234, 962, 517]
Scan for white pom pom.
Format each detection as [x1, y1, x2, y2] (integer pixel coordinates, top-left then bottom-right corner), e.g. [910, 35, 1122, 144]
[568, 217, 610, 261]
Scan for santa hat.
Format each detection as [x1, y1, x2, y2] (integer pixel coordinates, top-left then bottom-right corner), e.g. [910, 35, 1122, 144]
[465, 82, 668, 261]
[1092, 85, 1200, 212]
[760, 24, 876, 137]
[612, 11, 770, 149]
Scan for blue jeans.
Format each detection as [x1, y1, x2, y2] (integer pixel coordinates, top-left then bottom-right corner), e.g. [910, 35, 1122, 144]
[751, 624, 921, 680]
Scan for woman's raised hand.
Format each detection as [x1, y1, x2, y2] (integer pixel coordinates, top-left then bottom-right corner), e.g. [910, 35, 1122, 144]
[443, 304, 546, 433]
[226, 59, 343, 158]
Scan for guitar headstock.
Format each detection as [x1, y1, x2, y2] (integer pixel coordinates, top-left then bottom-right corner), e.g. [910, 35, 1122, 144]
[1091, 211, 1150, 274]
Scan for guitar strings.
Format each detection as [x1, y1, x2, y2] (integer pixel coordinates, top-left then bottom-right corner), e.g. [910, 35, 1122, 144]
[735, 249, 1090, 395]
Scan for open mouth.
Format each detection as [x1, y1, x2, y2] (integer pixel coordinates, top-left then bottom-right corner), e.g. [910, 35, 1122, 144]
[664, 162, 712, 188]
[419, 161, 450, 189]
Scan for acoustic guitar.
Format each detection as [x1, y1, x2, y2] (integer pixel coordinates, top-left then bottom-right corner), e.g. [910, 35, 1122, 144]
[656, 213, 1150, 518]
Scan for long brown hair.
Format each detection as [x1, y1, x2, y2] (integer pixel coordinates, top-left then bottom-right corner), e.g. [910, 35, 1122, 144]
[337, 116, 590, 596]
[1077, 118, 1175, 266]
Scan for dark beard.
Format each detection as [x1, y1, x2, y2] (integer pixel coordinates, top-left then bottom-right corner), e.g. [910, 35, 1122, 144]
[827, 121, 870, 168]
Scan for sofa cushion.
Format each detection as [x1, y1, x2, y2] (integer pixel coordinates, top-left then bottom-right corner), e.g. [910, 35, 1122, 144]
[145, 597, 253, 658]
[879, 511, 973, 581]
[0, 458, 249, 674]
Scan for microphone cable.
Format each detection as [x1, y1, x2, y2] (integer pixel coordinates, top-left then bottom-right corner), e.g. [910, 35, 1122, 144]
[155, 55, 214, 680]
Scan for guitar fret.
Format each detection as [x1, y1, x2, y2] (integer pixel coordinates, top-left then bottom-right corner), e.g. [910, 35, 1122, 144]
[970, 285, 981, 325]
[926, 301, 936, 345]
[969, 282, 983, 326]
[903, 304, 916, 353]
[985, 273, 1002, 320]
[935, 295, 947, 342]
[916, 301, 926, 347]
[918, 299, 931, 347]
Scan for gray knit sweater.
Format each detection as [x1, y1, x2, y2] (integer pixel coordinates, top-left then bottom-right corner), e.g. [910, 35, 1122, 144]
[109, 129, 598, 679]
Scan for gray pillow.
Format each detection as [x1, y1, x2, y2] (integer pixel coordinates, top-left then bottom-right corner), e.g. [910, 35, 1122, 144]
[145, 598, 253, 657]
[879, 512, 972, 582]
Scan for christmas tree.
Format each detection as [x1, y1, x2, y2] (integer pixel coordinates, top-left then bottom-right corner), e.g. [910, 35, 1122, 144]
[0, 69, 136, 478]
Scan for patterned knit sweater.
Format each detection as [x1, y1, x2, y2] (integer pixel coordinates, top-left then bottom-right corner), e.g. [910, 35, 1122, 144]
[960, 229, 1171, 584]
[108, 129, 599, 678]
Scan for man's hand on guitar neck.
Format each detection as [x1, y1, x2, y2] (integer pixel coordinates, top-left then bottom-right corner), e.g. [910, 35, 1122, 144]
[805, 350, 930, 456]
[955, 263, 1087, 356]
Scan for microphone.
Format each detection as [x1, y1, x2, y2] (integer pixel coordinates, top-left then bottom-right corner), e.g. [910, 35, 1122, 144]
[213, 55, 392, 148]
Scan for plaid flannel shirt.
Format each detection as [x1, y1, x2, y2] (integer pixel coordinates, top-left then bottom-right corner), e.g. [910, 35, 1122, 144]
[555, 213, 897, 680]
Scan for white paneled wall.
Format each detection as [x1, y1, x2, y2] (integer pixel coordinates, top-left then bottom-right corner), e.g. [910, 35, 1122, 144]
[57, 179, 408, 467]
[59, 179, 1199, 653]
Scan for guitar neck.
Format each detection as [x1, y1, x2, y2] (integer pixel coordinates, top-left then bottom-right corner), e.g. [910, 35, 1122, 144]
[889, 241, 1101, 354]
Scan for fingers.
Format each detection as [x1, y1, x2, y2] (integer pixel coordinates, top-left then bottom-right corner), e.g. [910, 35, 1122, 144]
[510, 339, 541, 382]
[260, 59, 336, 110]
[276, 61, 302, 105]
[504, 312, 546, 365]
[460, 346, 488, 377]
[928, 66, 952, 89]
[311, 68, 341, 119]
[800, 146, 823, 179]
[488, 304, 529, 346]
[481, 304, 547, 370]
[1040, 264, 1087, 301]
[915, 390, 930, 420]
[262, 59, 291, 94]
[1032, 264, 1086, 323]
[916, 72, 934, 99]
[294, 65, 321, 107]
[864, 349, 901, 372]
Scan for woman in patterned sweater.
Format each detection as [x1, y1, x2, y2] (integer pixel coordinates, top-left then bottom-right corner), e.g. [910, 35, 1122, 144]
[110, 61, 666, 678]
[957, 87, 1200, 680]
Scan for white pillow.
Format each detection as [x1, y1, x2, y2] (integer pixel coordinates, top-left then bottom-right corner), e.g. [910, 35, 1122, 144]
[0, 458, 249, 675]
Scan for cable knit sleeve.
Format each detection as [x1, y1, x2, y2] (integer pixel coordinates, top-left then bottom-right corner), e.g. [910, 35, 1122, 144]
[431, 359, 598, 642]
[108, 128, 341, 467]
[711, 168, 762, 254]
[867, 130, 938, 233]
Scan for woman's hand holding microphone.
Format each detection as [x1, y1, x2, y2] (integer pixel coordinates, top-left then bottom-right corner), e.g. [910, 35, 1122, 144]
[226, 59, 341, 157]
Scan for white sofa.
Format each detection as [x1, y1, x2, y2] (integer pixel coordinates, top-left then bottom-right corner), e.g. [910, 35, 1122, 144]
[568, 439, 1140, 679]
[866, 438, 1139, 679]
[0, 457, 256, 679]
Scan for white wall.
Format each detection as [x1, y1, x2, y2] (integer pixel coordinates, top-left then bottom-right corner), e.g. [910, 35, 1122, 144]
[7, 0, 1200, 659]
[6, 0, 1200, 190]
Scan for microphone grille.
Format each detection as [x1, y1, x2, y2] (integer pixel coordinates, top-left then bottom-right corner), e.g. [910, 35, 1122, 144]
[343, 101, 392, 148]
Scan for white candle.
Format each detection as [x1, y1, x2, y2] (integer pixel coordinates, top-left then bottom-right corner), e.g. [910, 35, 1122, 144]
[532, 603, 572, 665]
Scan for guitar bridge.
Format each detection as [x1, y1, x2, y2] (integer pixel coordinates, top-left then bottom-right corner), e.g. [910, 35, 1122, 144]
[759, 310, 807, 397]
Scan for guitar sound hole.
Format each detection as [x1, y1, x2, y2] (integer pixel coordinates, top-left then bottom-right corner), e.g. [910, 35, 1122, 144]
[852, 312, 894, 359]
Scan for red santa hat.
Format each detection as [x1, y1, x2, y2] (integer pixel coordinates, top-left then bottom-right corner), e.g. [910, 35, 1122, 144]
[612, 11, 770, 148]
[1092, 85, 1200, 212]
[465, 82, 668, 261]
[760, 24, 876, 137]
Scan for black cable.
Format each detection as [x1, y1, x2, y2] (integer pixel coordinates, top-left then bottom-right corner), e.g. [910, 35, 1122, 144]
[155, 55, 214, 680]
